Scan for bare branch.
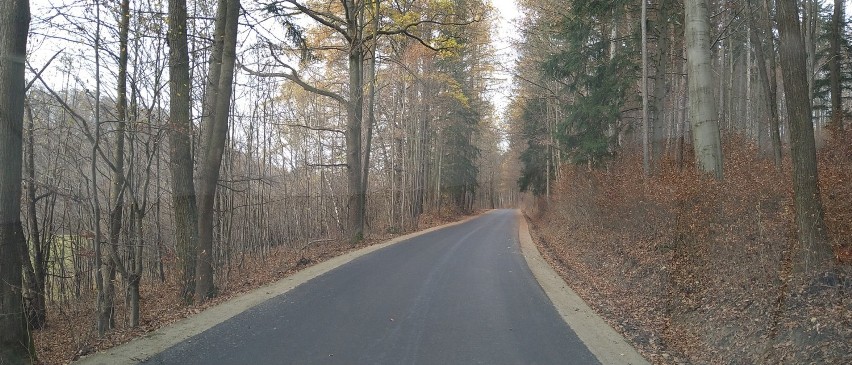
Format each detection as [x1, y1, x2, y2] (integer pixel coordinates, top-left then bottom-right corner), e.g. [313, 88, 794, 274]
[307, 162, 348, 168]
[239, 46, 348, 105]
[26, 61, 118, 173]
[25, 49, 63, 92]
[374, 16, 481, 39]
[274, 122, 346, 135]
[239, 62, 347, 104]
[278, 0, 350, 41]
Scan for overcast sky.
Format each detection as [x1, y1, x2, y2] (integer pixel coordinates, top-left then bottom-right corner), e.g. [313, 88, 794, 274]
[489, 0, 521, 119]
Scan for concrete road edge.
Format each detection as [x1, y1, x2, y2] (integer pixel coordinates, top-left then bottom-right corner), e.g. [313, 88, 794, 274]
[74, 212, 490, 365]
[516, 210, 651, 365]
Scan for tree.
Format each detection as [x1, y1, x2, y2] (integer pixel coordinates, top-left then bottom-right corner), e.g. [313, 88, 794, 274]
[258, 0, 480, 240]
[829, 0, 844, 126]
[167, 0, 199, 303]
[513, 0, 567, 196]
[652, 0, 670, 169]
[0, 0, 36, 362]
[641, 0, 650, 177]
[517, 98, 550, 195]
[258, 0, 371, 242]
[533, 1, 634, 169]
[22, 100, 49, 330]
[101, 0, 132, 331]
[685, 0, 723, 179]
[195, 0, 240, 302]
[776, 0, 832, 274]
[748, 0, 783, 168]
[432, 0, 490, 213]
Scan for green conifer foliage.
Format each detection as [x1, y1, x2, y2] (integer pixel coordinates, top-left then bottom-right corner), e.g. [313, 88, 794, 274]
[543, 1, 636, 165]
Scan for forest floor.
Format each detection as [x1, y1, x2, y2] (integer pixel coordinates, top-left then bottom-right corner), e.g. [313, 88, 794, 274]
[33, 209, 474, 365]
[525, 130, 851, 364]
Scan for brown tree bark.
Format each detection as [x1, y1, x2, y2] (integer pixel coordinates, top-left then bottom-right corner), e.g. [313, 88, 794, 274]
[361, 0, 379, 235]
[776, 0, 833, 275]
[345, 0, 366, 243]
[0, 0, 35, 362]
[167, 0, 198, 303]
[758, 0, 784, 168]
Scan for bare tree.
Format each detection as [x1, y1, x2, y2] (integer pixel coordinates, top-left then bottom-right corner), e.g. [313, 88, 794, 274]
[776, 0, 832, 275]
[196, 0, 240, 302]
[167, 0, 199, 303]
[748, 0, 783, 168]
[100, 0, 132, 331]
[830, 0, 844, 127]
[0, 0, 35, 362]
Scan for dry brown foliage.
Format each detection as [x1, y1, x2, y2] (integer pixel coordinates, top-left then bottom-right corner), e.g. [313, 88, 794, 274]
[527, 130, 851, 365]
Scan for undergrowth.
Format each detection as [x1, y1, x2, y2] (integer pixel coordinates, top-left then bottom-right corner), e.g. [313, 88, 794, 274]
[527, 130, 851, 364]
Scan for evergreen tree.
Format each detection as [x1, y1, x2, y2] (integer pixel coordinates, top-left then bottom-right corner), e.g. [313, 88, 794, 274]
[545, 2, 637, 164]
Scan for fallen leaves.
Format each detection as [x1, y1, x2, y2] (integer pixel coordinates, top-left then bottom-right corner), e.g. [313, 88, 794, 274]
[527, 131, 851, 365]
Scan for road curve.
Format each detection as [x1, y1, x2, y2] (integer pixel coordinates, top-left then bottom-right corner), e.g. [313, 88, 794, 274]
[142, 209, 600, 364]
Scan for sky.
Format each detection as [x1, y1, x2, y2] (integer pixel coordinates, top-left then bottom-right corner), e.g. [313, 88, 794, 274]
[489, 0, 522, 121]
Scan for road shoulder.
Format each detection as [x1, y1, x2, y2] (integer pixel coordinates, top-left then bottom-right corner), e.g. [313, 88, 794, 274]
[516, 211, 651, 365]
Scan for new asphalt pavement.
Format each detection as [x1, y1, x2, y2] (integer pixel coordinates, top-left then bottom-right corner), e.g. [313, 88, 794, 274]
[140, 209, 602, 364]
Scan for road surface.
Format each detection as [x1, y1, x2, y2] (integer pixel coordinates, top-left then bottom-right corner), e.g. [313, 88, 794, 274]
[142, 209, 600, 364]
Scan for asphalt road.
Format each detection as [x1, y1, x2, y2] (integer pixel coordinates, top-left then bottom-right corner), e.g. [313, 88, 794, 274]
[142, 209, 600, 365]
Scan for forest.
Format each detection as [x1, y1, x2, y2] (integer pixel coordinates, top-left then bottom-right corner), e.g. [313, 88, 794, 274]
[511, 0, 850, 363]
[0, 0, 849, 364]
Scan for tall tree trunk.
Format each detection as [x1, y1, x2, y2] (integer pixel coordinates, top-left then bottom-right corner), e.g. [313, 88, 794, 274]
[0, 0, 35, 362]
[804, 0, 818, 105]
[653, 1, 669, 165]
[361, 0, 379, 234]
[830, 0, 844, 127]
[167, 0, 198, 303]
[23, 102, 46, 330]
[685, 0, 724, 179]
[761, 0, 783, 168]
[196, 0, 239, 302]
[641, 0, 650, 177]
[195, 0, 226, 301]
[346, 0, 365, 243]
[776, 0, 833, 275]
[748, 0, 782, 168]
[127, 65, 143, 327]
[93, 0, 107, 335]
[128, 203, 142, 327]
[101, 0, 132, 331]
